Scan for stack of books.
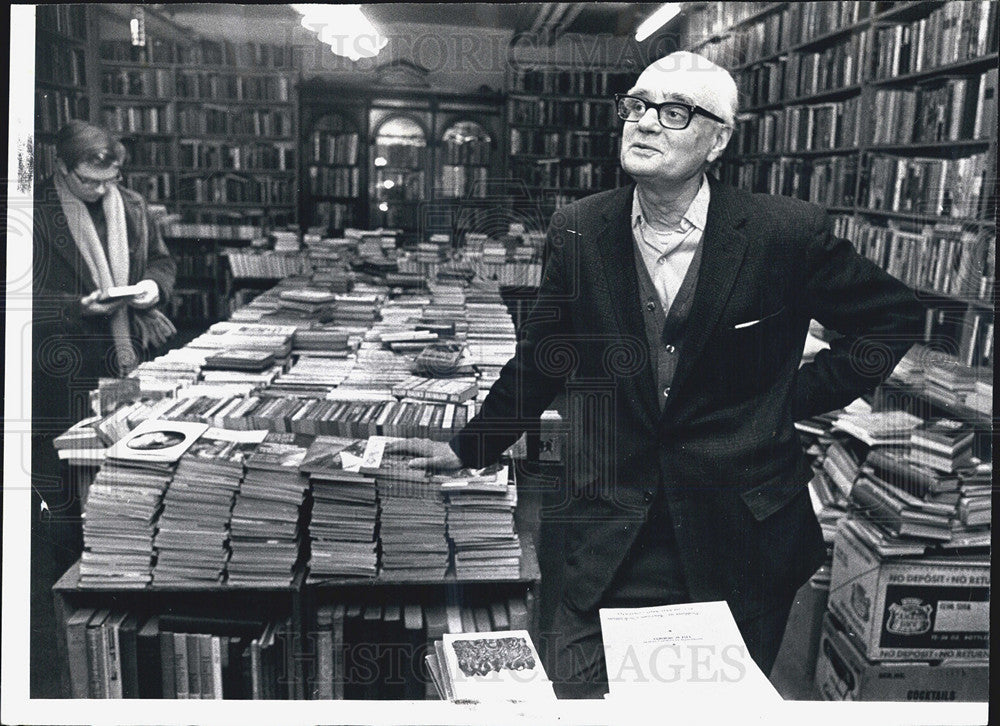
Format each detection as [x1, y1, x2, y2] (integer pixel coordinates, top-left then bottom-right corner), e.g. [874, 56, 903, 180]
[831, 409, 924, 447]
[964, 379, 992, 415]
[849, 466, 953, 543]
[413, 343, 473, 377]
[808, 469, 850, 546]
[821, 438, 862, 498]
[228, 433, 309, 585]
[384, 271, 426, 289]
[129, 354, 202, 396]
[865, 447, 960, 504]
[299, 436, 378, 580]
[379, 329, 440, 353]
[292, 328, 353, 356]
[908, 419, 976, 472]
[272, 230, 300, 253]
[438, 464, 522, 579]
[269, 356, 356, 395]
[391, 376, 478, 404]
[202, 348, 279, 373]
[361, 436, 449, 580]
[331, 292, 382, 326]
[341, 343, 415, 394]
[277, 288, 337, 315]
[54, 414, 110, 466]
[955, 461, 992, 532]
[152, 428, 268, 585]
[80, 420, 208, 588]
[923, 359, 977, 407]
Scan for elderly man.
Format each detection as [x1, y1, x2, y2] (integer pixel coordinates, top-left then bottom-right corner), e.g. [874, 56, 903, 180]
[390, 52, 923, 697]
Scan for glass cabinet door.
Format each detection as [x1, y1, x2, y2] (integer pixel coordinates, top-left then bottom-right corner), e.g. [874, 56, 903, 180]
[372, 115, 427, 229]
[438, 120, 492, 199]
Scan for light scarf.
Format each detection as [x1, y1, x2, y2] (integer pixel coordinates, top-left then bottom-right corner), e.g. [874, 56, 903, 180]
[54, 171, 138, 374]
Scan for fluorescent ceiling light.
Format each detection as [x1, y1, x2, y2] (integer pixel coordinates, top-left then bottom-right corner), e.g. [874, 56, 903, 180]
[292, 4, 387, 61]
[635, 3, 681, 42]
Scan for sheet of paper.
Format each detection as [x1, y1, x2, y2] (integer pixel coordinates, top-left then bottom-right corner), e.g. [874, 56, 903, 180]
[599, 600, 781, 704]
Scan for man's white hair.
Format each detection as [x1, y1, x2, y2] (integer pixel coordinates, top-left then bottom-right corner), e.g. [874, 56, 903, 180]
[646, 51, 739, 126]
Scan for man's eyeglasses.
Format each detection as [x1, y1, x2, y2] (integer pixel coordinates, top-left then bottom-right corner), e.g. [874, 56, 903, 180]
[615, 94, 728, 130]
[72, 169, 123, 189]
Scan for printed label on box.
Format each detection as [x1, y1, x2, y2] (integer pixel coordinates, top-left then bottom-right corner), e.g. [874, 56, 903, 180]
[879, 585, 989, 650]
[934, 600, 990, 633]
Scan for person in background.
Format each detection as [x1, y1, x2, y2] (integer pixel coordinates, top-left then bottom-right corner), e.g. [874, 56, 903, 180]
[387, 52, 924, 698]
[32, 119, 177, 565]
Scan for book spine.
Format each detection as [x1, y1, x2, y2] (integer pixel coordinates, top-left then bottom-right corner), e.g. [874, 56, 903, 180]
[137, 623, 163, 699]
[85, 623, 107, 698]
[332, 605, 346, 700]
[65, 611, 93, 699]
[250, 638, 262, 699]
[199, 633, 214, 699]
[173, 632, 189, 699]
[160, 632, 176, 698]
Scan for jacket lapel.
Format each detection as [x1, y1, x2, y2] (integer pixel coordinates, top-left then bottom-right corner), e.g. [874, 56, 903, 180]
[665, 177, 750, 406]
[592, 185, 661, 426]
[36, 179, 99, 291]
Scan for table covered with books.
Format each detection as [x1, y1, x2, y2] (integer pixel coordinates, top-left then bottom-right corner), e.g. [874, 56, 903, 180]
[50, 229, 558, 700]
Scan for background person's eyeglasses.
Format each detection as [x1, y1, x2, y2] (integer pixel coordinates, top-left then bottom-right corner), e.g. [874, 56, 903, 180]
[615, 94, 728, 130]
[71, 169, 123, 189]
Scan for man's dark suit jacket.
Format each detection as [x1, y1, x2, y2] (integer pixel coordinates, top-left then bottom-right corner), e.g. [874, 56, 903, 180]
[451, 176, 924, 621]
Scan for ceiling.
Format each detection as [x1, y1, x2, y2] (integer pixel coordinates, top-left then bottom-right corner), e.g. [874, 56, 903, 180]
[362, 3, 660, 38]
[152, 3, 669, 43]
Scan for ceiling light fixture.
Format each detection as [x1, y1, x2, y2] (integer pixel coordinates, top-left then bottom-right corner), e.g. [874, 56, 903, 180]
[635, 3, 681, 42]
[291, 4, 387, 61]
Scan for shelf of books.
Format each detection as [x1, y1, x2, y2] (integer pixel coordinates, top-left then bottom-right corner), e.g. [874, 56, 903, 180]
[687, 2, 994, 701]
[303, 110, 363, 235]
[34, 4, 100, 181]
[161, 221, 259, 326]
[50, 236, 547, 699]
[506, 66, 635, 218]
[688, 0, 997, 407]
[96, 8, 299, 231]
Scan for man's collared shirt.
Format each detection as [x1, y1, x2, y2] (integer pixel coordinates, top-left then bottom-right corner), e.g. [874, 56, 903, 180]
[631, 174, 710, 314]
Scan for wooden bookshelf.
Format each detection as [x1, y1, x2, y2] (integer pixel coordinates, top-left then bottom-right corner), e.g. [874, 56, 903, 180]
[687, 0, 997, 370]
[95, 8, 300, 231]
[298, 77, 506, 238]
[51, 502, 541, 700]
[34, 5, 100, 180]
[505, 66, 635, 217]
[301, 110, 363, 234]
[52, 560, 306, 699]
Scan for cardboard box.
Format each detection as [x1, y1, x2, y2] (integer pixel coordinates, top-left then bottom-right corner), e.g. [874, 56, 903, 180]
[815, 612, 989, 702]
[828, 524, 989, 661]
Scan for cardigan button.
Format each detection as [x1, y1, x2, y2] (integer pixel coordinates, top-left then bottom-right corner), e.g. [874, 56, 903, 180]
[645, 301, 656, 312]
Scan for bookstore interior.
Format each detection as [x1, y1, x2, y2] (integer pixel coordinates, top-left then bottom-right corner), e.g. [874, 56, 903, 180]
[19, 0, 995, 716]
